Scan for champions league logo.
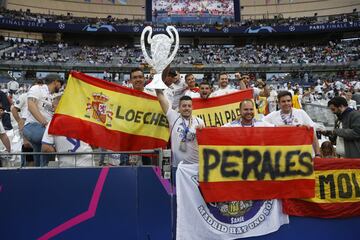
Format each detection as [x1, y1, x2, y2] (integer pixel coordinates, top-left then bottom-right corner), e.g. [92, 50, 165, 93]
[191, 175, 274, 234]
[85, 92, 114, 127]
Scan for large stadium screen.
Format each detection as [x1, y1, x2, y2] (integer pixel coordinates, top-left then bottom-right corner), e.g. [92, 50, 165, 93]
[152, 0, 235, 24]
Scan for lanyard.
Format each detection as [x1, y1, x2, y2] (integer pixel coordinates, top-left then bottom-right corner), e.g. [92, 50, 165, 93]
[280, 110, 294, 125]
[181, 117, 193, 142]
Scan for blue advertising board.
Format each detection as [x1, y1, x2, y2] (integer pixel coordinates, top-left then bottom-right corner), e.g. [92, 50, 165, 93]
[0, 17, 359, 36]
[0, 167, 359, 239]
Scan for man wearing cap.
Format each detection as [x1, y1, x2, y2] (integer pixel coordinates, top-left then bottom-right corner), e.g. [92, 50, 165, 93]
[151, 69, 187, 110]
[23, 74, 64, 166]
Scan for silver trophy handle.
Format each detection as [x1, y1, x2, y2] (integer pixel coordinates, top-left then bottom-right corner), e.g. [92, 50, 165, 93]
[140, 26, 154, 66]
[164, 26, 179, 67]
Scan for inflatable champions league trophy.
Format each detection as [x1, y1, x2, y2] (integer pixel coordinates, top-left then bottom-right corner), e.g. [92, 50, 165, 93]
[141, 26, 179, 89]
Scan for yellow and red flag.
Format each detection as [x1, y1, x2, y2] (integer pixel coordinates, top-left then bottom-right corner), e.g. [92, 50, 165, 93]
[192, 89, 253, 127]
[49, 71, 169, 151]
[197, 127, 315, 202]
[283, 158, 360, 218]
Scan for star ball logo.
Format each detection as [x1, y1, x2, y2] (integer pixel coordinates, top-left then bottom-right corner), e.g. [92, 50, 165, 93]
[58, 23, 65, 29]
[222, 27, 229, 33]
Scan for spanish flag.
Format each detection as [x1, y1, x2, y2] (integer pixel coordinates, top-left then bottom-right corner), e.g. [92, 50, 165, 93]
[192, 89, 253, 127]
[197, 127, 315, 202]
[283, 158, 360, 218]
[49, 71, 169, 151]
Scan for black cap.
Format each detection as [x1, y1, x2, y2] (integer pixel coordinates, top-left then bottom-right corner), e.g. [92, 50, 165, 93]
[168, 69, 177, 77]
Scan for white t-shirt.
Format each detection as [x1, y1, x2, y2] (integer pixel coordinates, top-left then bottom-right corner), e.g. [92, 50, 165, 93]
[184, 90, 200, 98]
[168, 80, 188, 109]
[223, 119, 274, 127]
[348, 99, 357, 110]
[25, 85, 53, 124]
[167, 108, 204, 167]
[0, 121, 5, 134]
[210, 85, 237, 97]
[263, 108, 315, 128]
[253, 87, 262, 99]
[13, 93, 28, 119]
[354, 82, 360, 91]
[42, 124, 94, 167]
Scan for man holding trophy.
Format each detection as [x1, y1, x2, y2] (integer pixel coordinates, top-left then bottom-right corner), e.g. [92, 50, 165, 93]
[141, 26, 204, 168]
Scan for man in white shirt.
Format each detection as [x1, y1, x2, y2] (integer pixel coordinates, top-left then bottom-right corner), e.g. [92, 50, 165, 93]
[23, 74, 64, 166]
[263, 91, 321, 157]
[130, 67, 154, 96]
[185, 81, 212, 99]
[345, 91, 357, 110]
[11, 80, 43, 166]
[210, 72, 237, 97]
[224, 99, 273, 127]
[238, 74, 270, 99]
[41, 95, 93, 167]
[267, 86, 278, 113]
[167, 70, 188, 109]
[155, 90, 204, 167]
[183, 74, 199, 98]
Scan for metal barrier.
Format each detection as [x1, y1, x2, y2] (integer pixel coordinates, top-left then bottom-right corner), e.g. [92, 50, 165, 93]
[0, 148, 170, 172]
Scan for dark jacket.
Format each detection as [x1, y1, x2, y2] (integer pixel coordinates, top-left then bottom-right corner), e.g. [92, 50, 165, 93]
[334, 108, 360, 158]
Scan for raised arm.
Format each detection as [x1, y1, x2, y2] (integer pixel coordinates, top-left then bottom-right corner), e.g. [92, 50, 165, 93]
[155, 89, 170, 114]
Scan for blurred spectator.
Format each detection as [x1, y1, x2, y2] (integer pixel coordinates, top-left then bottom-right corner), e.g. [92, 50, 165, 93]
[327, 96, 360, 158]
[320, 141, 336, 158]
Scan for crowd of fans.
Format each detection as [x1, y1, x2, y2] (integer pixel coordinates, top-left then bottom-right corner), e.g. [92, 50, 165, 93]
[0, 7, 143, 25]
[1, 39, 359, 66]
[0, 67, 359, 168]
[0, 7, 359, 27]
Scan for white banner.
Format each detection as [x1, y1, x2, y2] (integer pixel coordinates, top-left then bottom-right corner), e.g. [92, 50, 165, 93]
[176, 163, 289, 240]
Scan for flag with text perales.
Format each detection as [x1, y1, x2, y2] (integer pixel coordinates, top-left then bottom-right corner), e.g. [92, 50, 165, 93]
[49, 71, 169, 151]
[197, 127, 315, 202]
[283, 158, 360, 218]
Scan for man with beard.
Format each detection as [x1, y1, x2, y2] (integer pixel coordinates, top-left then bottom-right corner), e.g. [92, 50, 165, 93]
[185, 81, 212, 99]
[223, 99, 273, 127]
[155, 90, 204, 167]
[23, 74, 64, 166]
[263, 91, 321, 157]
[209, 72, 237, 97]
[130, 68, 154, 95]
[326, 96, 360, 158]
[183, 74, 199, 98]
